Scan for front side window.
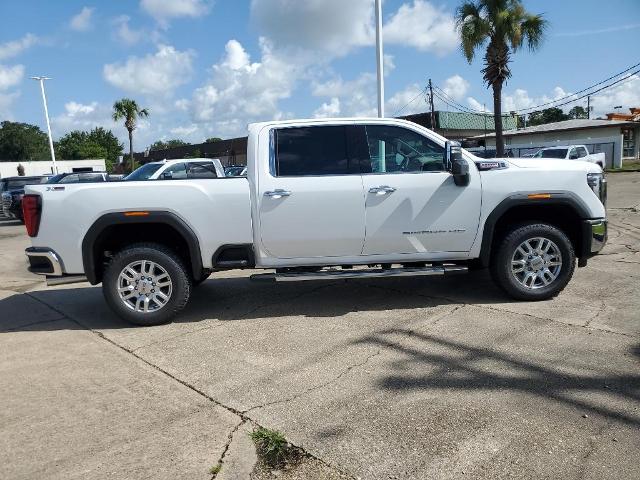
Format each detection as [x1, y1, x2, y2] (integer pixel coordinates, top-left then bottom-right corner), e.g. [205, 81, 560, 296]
[577, 147, 588, 158]
[161, 163, 187, 179]
[187, 162, 218, 178]
[125, 163, 162, 181]
[364, 125, 445, 173]
[275, 126, 349, 176]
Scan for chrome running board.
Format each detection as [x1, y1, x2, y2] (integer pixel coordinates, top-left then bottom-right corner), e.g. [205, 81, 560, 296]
[46, 275, 88, 286]
[251, 265, 468, 282]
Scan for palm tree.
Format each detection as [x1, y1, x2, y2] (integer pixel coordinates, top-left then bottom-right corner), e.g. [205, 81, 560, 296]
[112, 98, 149, 172]
[456, 0, 547, 156]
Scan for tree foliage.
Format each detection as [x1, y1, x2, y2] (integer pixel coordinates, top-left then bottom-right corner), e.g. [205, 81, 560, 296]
[112, 98, 149, 172]
[527, 107, 567, 126]
[55, 127, 123, 171]
[205, 137, 222, 143]
[568, 106, 588, 119]
[0, 121, 51, 161]
[456, 0, 547, 156]
[149, 139, 188, 151]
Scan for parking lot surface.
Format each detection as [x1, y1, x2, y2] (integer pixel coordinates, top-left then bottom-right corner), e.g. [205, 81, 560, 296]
[1, 173, 639, 479]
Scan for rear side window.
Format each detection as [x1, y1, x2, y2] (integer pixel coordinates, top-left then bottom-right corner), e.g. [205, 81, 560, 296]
[187, 162, 218, 178]
[275, 126, 349, 176]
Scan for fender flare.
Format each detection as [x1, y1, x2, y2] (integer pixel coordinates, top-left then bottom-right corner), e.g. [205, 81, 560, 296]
[81, 211, 203, 284]
[478, 192, 591, 267]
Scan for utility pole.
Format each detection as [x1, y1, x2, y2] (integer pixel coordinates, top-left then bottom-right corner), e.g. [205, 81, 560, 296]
[374, 0, 384, 118]
[31, 76, 57, 173]
[428, 78, 435, 131]
[587, 95, 591, 119]
[483, 103, 487, 156]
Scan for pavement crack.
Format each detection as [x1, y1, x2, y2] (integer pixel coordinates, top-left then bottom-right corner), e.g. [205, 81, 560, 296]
[210, 418, 247, 479]
[243, 349, 382, 414]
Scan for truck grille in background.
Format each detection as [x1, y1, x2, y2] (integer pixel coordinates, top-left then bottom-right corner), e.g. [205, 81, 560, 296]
[1, 194, 12, 214]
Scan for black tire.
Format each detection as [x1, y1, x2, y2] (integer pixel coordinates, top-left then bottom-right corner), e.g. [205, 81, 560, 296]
[490, 223, 575, 301]
[102, 243, 191, 326]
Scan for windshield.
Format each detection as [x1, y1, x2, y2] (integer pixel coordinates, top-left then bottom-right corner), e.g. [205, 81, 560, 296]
[535, 148, 568, 159]
[125, 163, 163, 181]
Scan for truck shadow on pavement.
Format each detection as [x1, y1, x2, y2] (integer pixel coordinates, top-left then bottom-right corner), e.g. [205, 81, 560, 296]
[1, 270, 517, 332]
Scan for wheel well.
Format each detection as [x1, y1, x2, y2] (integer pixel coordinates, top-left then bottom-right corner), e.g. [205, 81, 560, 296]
[89, 222, 196, 283]
[488, 204, 583, 261]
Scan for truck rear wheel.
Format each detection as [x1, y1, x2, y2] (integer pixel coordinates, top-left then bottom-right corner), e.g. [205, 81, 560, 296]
[491, 223, 575, 301]
[102, 243, 192, 326]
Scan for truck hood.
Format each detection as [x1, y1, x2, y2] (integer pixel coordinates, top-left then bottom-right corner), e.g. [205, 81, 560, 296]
[504, 157, 601, 173]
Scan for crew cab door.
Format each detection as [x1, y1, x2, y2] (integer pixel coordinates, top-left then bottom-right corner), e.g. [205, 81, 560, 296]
[358, 124, 481, 255]
[257, 125, 365, 258]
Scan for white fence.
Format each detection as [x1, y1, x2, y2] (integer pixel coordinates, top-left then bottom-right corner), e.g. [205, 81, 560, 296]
[0, 159, 106, 178]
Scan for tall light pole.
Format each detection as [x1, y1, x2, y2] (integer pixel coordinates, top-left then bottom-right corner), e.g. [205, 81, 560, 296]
[31, 76, 57, 173]
[375, 0, 385, 118]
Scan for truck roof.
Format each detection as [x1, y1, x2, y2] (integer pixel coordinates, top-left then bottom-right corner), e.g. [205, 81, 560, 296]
[147, 158, 218, 166]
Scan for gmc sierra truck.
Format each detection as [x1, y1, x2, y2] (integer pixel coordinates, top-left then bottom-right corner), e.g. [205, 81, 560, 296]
[23, 118, 607, 325]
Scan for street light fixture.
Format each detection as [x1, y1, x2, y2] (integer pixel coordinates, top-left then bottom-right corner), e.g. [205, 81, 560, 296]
[31, 76, 57, 174]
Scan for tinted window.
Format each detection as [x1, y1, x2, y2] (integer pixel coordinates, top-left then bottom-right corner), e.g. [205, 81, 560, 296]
[536, 149, 568, 159]
[161, 163, 187, 179]
[187, 162, 217, 178]
[364, 125, 445, 173]
[125, 163, 163, 181]
[577, 147, 588, 158]
[275, 126, 349, 176]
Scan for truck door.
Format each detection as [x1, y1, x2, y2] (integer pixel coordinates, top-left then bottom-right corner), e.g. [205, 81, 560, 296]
[257, 125, 366, 259]
[359, 124, 482, 255]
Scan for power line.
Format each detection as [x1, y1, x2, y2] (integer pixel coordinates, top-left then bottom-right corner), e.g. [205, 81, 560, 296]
[433, 86, 487, 114]
[392, 88, 427, 117]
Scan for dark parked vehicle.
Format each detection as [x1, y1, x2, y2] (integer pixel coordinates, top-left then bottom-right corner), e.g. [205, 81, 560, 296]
[1, 176, 50, 221]
[224, 165, 247, 177]
[46, 171, 119, 184]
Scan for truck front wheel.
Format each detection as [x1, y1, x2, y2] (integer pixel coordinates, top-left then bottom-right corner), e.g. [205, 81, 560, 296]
[491, 223, 575, 301]
[102, 243, 192, 326]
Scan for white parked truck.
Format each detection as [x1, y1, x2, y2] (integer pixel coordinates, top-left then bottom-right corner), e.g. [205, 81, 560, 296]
[23, 118, 608, 325]
[533, 145, 606, 169]
[125, 158, 225, 181]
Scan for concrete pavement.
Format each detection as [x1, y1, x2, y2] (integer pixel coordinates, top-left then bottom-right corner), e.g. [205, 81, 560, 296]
[1, 173, 639, 479]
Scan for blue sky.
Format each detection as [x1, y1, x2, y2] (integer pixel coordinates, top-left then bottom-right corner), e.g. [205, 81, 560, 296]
[1, 0, 639, 148]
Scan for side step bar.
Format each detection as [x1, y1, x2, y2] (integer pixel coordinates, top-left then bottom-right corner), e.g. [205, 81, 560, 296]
[251, 265, 468, 282]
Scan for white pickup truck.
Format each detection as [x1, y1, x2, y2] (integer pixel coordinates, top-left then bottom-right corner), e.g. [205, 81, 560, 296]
[533, 145, 606, 169]
[23, 118, 608, 325]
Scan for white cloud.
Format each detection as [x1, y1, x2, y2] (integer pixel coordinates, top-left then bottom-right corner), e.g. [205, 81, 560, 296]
[141, 0, 211, 26]
[189, 38, 300, 137]
[588, 75, 640, 118]
[442, 74, 469, 101]
[112, 15, 144, 45]
[0, 91, 20, 120]
[103, 45, 195, 97]
[383, 0, 457, 55]
[251, 0, 372, 57]
[0, 64, 24, 90]
[0, 33, 38, 61]
[70, 7, 94, 32]
[313, 97, 341, 118]
[467, 97, 490, 112]
[312, 72, 377, 117]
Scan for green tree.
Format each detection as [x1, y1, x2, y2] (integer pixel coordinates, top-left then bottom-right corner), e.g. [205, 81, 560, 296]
[112, 98, 149, 172]
[55, 128, 123, 172]
[527, 107, 569, 126]
[205, 137, 222, 143]
[568, 105, 588, 119]
[0, 121, 51, 161]
[184, 148, 202, 158]
[456, 0, 547, 156]
[149, 139, 188, 151]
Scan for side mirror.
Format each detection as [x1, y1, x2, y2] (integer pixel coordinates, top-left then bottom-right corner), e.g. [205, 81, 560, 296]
[445, 141, 470, 187]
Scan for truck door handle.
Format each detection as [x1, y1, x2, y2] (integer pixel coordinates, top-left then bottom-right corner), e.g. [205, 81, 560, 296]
[368, 185, 396, 195]
[265, 189, 291, 198]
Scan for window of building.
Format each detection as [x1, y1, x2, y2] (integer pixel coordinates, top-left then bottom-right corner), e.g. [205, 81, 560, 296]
[623, 128, 635, 158]
[275, 126, 349, 176]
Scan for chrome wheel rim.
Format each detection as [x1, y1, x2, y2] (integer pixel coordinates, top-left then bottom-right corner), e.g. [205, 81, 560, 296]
[511, 237, 562, 290]
[117, 260, 172, 313]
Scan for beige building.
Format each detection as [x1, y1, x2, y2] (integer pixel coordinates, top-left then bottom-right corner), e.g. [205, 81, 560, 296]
[474, 119, 639, 168]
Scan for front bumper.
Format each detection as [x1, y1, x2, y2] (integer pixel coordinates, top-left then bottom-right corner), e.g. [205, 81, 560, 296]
[578, 219, 607, 266]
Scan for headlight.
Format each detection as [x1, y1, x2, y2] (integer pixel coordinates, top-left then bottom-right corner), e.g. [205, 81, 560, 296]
[587, 172, 607, 206]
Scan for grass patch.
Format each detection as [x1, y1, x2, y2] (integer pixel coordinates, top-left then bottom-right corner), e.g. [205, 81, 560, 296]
[250, 427, 290, 467]
[607, 160, 640, 172]
[209, 463, 222, 476]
